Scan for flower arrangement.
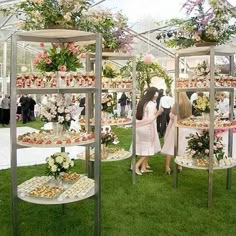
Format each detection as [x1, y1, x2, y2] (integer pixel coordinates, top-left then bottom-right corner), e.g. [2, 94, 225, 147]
[165, 0, 236, 48]
[193, 94, 210, 113]
[79, 9, 133, 52]
[121, 54, 173, 96]
[1, 0, 92, 30]
[101, 95, 116, 114]
[46, 152, 74, 179]
[101, 128, 118, 146]
[33, 42, 84, 72]
[186, 130, 225, 161]
[40, 94, 73, 129]
[195, 60, 210, 76]
[195, 60, 221, 76]
[102, 62, 119, 78]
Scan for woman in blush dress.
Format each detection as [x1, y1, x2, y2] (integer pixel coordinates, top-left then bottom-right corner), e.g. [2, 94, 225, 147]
[161, 92, 192, 174]
[135, 87, 162, 175]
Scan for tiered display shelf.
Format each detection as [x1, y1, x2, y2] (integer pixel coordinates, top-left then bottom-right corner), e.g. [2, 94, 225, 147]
[81, 52, 136, 182]
[174, 45, 235, 207]
[10, 29, 102, 235]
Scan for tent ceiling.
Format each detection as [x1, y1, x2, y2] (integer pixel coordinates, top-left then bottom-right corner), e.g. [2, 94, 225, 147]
[0, 0, 236, 59]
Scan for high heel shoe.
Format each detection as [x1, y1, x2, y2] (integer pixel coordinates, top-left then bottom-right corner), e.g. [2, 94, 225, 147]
[165, 168, 171, 175]
[141, 169, 153, 173]
[135, 169, 142, 176]
[178, 166, 183, 173]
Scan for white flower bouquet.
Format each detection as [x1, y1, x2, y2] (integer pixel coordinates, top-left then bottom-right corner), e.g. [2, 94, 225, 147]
[46, 152, 74, 179]
[40, 94, 73, 129]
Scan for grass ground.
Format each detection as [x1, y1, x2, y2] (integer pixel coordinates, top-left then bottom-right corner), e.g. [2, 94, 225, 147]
[1, 121, 236, 235]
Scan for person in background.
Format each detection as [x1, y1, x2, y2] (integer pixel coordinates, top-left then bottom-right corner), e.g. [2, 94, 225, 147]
[1, 94, 10, 126]
[28, 95, 36, 121]
[79, 96, 86, 116]
[16, 95, 22, 121]
[126, 92, 132, 110]
[0, 94, 3, 124]
[159, 88, 174, 138]
[20, 94, 30, 124]
[135, 87, 162, 175]
[161, 92, 192, 174]
[119, 92, 127, 117]
[156, 89, 164, 134]
[217, 92, 229, 119]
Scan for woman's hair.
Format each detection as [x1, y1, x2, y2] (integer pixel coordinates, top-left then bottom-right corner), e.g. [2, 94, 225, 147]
[136, 87, 158, 120]
[177, 92, 192, 119]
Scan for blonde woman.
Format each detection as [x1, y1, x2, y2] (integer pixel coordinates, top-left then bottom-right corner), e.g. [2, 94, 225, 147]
[161, 92, 192, 174]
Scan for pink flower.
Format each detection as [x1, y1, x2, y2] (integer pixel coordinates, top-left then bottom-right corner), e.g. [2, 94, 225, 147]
[52, 43, 59, 48]
[45, 58, 52, 64]
[39, 42, 45, 47]
[143, 54, 154, 65]
[81, 53, 86, 59]
[198, 142, 203, 147]
[41, 51, 48, 59]
[59, 65, 67, 72]
[36, 52, 42, 58]
[33, 58, 39, 65]
[205, 149, 209, 154]
[68, 42, 75, 50]
[71, 49, 78, 54]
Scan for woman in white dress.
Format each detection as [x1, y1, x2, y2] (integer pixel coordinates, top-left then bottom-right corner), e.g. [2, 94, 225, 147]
[135, 87, 162, 175]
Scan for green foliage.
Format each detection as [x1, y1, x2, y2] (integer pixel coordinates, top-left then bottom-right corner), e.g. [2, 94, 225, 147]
[186, 130, 225, 161]
[79, 10, 133, 52]
[102, 63, 118, 78]
[34, 43, 83, 72]
[0, 0, 92, 30]
[121, 56, 173, 96]
[101, 129, 118, 146]
[165, 0, 236, 48]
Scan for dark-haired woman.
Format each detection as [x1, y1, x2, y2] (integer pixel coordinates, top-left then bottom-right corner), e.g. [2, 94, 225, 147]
[135, 87, 162, 175]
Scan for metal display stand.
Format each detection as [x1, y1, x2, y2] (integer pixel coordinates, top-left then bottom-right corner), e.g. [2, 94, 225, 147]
[83, 52, 137, 183]
[10, 29, 102, 235]
[173, 46, 235, 207]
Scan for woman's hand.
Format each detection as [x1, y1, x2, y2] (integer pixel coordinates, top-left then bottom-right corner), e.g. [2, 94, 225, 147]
[156, 108, 163, 117]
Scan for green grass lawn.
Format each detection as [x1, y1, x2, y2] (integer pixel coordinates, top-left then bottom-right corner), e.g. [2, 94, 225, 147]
[1, 123, 236, 235]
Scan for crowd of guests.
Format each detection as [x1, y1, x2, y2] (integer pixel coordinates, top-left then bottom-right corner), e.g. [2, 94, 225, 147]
[0, 94, 36, 127]
[17, 95, 36, 124]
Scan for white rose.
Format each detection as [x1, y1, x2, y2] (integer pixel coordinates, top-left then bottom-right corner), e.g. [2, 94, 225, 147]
[63, 162, 69, 169]
[48, 159, 54, 166]
[58, 106, 64, 113]
[51, 165, 57, 172]
[56, 155, 64, 164]
[64, 12, 72, 21]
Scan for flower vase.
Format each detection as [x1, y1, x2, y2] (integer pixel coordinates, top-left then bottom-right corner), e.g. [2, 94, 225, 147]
[52, 122, 64, 136]
[102, 111, 109, 121]
[202, 113, 210, 121]
[101, 144, 108, 159]
[53, 176, 63, 186]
